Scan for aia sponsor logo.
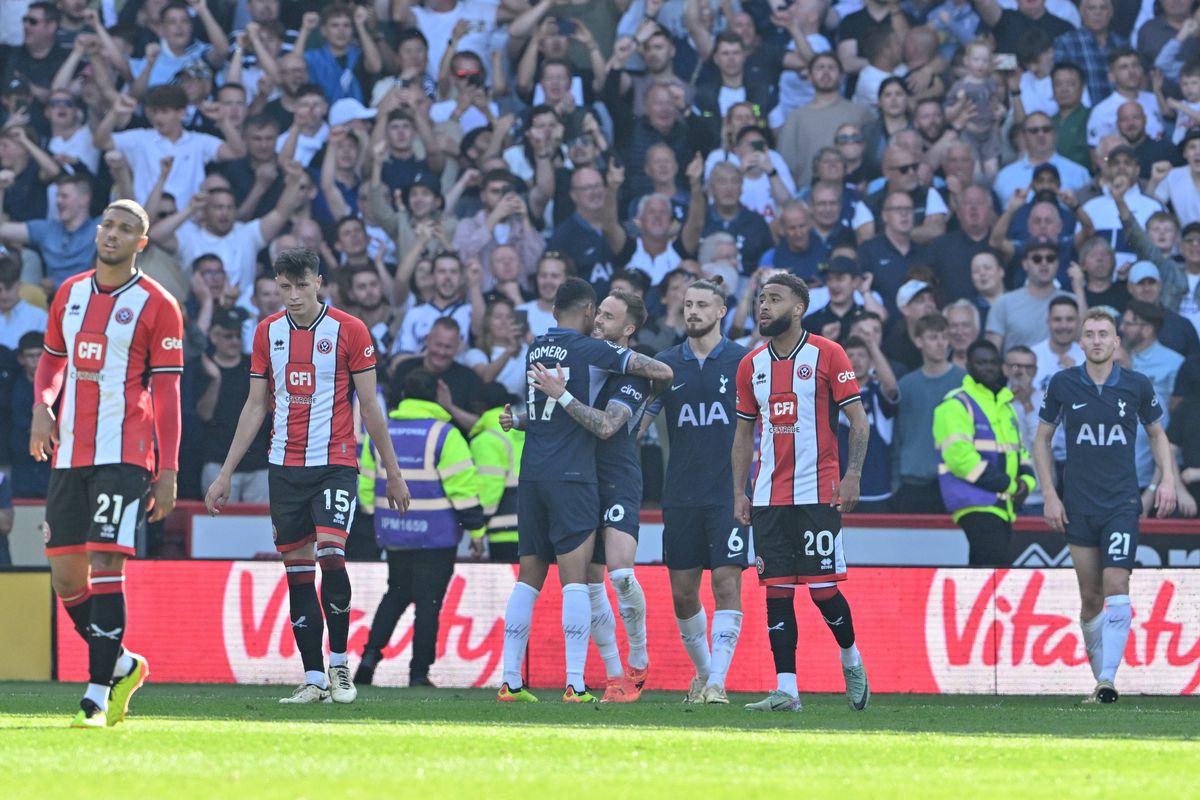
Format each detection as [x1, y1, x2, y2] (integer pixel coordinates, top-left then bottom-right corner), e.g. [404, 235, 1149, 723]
[317, 338, 333, 355]
[221, 563, 512, 687]
[925, 569, 1200, 695]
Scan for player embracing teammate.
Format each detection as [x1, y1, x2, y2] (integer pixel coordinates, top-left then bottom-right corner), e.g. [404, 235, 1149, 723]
[206, 248, 410, 704]
[732, 273, 871, 712]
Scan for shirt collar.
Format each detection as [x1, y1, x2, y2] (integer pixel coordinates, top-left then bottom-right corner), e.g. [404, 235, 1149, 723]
[1080, 363, 1122, 388]
[681, 337, 729, 361]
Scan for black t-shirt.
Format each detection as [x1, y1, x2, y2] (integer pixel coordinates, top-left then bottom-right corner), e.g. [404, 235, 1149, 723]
[0, 44, 71, 90]
[216, 157, 285, 217]
[1168, 394, 1200, 488]
[381, 154, 430, 193]
[1133, 137, 1183, 180]
[387, 359, 481, 428]
[927, 231, 992, 304]
[836, 8, 898, 47]
[188, 355, 271, 471]
[989, 10, 1073, 57]
[803, 302, 862, 341]
[1084, 281, 1130, 315]
[3, 161, 47, 222]
[546, 214, 619, 295]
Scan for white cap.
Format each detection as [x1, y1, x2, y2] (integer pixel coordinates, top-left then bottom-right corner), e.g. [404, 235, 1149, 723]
[896, 279, 932, 308]
[329, 98, 377, 127]
[1128, 261, 1161, 284]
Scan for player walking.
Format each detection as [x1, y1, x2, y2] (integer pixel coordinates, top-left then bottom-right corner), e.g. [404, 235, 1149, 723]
[205, 249, 410, 704]
[30, 199, 182, 729]
[732, 273, 871, 713]
[1033, 309, 1176, 704]
[641, 278, 750, 704]
[528, 291, 653, 702]
[496, 278, 672, 703]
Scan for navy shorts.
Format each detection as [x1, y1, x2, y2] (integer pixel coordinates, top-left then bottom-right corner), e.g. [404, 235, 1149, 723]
[1064, 502, 1140, 569]
[45, 465, 151, 557]
[518, 480, 598, 561]
[662, 504, 749, 571]
[268, 464, 359, 552]
[598, 469, 642, 538]
[751, 504, 847, 586]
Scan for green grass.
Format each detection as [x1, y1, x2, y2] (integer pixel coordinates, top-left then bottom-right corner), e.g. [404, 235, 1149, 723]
[1, 683, 1198, 799]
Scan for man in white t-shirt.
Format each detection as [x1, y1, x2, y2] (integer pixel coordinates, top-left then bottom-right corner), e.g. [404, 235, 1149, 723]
[95, 85, 246, 208]
[1029, 295, 1085, 393]
[517, 253, 568, 337]
[395, 252, 474, 354]
[276, 84, 330, 167]
[393, 0, 496, 83]
[1086, 48, 1164, 146]
[148, 180, 301, 311]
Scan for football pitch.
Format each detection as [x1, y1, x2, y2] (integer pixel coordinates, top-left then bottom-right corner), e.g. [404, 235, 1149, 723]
[1, 683, 1197, 799]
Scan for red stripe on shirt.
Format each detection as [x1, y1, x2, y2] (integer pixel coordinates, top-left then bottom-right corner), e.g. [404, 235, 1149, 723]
[284, 328, 314, 467]
[769, 358, 796, 505]
[71, 293, 115, 467]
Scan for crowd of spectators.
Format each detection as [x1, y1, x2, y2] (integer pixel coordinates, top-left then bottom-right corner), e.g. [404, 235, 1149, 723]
[4, 0, 1200, 545]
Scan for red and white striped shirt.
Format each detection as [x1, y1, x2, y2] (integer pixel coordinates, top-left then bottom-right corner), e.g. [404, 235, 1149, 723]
[735, 331, 861, 506]
[250, 305, 376, 468]
[43, 271, 184, 471]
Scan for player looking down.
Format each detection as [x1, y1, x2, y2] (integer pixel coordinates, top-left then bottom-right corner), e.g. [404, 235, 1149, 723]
[205, 248, 410, 704]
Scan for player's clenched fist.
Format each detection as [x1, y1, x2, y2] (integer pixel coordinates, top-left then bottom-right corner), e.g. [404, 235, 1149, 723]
[204, 472, 231, 515]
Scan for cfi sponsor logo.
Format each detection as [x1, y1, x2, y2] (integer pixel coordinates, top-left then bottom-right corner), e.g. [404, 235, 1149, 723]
[925, 569, 1200, 695]
[221, 562, 512, 687]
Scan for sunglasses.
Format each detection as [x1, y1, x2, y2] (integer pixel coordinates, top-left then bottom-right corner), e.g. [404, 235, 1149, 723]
[47, 99, 75, 108]
[891, 162, 919, 174]
[1028, 252, 1058, 264]
[835, 134, 864, 144]
[1024, 125, 1053, 134]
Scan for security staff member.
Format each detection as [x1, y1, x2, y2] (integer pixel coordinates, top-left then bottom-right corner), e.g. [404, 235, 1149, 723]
[469, 383, 524, 563]
[933, 340, 1037, 566]
[355, 369, 485, 686]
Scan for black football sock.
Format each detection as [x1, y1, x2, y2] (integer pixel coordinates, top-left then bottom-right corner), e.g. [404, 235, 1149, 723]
[317, 542, 351, 658]
[87, 572, 126, 687]
[285, 560, 326, 675]
[811, 587, 856, 649]
[61, 587, 93, 642]
[766, 586, 798, 676]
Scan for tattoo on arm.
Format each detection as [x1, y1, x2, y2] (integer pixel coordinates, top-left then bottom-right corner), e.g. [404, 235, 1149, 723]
[625, 351, 673, 382]
[564, 400, 632, 440]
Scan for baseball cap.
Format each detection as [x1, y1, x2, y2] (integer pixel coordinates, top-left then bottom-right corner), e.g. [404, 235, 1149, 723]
[896, 279, 932, 309]
[329, 97, 377, 127]
[824, 256, 859, 276]
[176, 60, 213, 81]
[1031, 163, 1060, 181]
[1025, 235, 1058, 253]
[1183, 221, 1200, 238]
[1128, 261, 1161, 284]
[1106, 143, 1137, 162]
[1180, 127, 1200, 154]
[211, 306, 248, 332]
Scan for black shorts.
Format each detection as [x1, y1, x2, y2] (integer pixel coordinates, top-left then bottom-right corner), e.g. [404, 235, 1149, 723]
[1064, 502, 1140, 570]
[518, 480, 598, 561]
[598, 471, 642, 538]
[267, 464, 359, 553]
[751, 504, 847, 586]
[45, 464, 151, 557]
[662, 504, 749, 571]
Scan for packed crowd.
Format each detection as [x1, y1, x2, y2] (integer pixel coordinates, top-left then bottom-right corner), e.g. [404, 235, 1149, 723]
[4, 0, 1200, 535]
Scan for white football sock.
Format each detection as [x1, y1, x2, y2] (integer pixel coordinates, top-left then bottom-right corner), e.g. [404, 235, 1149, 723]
[840, 643, 862, 668]
[610, 568, 648, 670]
[676, 609, 711, 680]
[1080, 612, 1104, 680]
[305, 670, 329, 688]
[84, 682, 109, 711]
[112, 652, 135, 679]
[777, 672, 798, 698]
[588, 583, 623, 679]
[562, 583, 591, 691]
[706, 609, 743, 688]
[502, 581, 539, 689]
[328, 651, 347, 668]
[1098, 595, 1132, 684]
